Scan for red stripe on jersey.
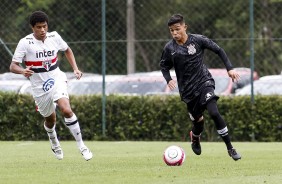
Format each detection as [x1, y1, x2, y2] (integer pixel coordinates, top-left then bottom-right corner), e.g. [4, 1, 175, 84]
[25, 56, 58, 66]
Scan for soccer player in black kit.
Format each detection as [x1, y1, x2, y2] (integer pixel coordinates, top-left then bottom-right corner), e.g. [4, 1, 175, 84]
[160, 14, 241, 161]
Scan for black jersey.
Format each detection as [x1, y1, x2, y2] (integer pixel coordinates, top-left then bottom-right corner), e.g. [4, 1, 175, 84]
[160, 33, 233, 103]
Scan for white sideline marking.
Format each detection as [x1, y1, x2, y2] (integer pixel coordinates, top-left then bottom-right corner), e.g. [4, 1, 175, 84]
[16, 142, 34, 146]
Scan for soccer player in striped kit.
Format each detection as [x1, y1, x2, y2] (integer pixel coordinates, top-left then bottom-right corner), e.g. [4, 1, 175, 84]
[10, 11, 93, 161]
[160, 14, 241, 161]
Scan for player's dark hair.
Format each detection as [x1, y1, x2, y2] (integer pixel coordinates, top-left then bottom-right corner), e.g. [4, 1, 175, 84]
[29, 11, 49, 27]
[167, 14, 185, 26]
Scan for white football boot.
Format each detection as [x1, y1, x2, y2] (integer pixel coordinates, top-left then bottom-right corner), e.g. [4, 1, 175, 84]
[80, 146, 93, 161]
[51, 146, 64, 160]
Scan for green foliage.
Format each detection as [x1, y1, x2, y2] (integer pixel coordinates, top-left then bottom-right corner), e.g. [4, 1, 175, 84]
[1, 92, 282, 141]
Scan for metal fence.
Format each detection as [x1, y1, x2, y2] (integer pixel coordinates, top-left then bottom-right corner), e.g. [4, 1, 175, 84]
[2, 0, 282, 137]
[1, 0, 282, 77]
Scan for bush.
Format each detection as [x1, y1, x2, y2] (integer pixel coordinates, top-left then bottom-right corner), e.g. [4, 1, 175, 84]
[1, 92, 281, 141]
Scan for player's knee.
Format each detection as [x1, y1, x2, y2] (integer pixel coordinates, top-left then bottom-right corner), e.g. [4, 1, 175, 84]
[192, 116, 204, 134]
[197, 116, 204, 122]
[60, 107, 73, 118]
[44, 114, 56, 128]
[206, 100, 220, 118]
[189, 113, 204, 123]
[189, 113, 200, 121]
[207, 108, 220, 119]
[192, 117, 204, 130]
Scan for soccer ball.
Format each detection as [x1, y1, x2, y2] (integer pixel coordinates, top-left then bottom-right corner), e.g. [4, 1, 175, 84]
[163, 145, 186, 166]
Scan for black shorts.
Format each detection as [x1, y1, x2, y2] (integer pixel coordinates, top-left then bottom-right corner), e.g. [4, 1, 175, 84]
[186, 87, 219, 121]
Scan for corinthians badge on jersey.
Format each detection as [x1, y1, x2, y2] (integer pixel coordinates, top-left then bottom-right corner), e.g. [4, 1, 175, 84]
[43, 60, 52, 71]
[187, 44, 196, 55]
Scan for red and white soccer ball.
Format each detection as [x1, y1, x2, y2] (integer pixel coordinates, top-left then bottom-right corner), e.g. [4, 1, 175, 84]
[163, 145, 186, 166]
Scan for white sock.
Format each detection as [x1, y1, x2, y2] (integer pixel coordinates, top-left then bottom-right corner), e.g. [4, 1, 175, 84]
[44, 123, 60, 147]
[64, 114, 85, 149]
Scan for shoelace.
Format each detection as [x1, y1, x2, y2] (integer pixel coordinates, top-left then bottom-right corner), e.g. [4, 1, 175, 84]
[81, 148, 89, 155]
[229, 149, 237, 156]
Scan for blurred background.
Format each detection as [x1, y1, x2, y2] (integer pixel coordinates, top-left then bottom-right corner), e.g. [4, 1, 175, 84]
[1, 0, 282, 96]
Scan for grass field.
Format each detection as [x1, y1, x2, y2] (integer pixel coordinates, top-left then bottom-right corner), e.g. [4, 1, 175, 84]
[0, 141, 281, 184]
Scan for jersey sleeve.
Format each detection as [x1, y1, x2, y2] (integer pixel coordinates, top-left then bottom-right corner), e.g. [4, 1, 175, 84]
[54, 31, 69, 51]
[199, 35, 233, 71]
[159, 45, 173, 83]
[12, 39, 26, 63]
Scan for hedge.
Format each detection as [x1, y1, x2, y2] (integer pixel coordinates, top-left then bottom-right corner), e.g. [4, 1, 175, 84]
[0, 91, 282, 141]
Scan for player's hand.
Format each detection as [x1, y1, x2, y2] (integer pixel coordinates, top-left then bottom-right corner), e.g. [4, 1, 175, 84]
[167, 79, 177, 90]
[74, 69, 83, 80]
[22, 65, 34, 77]
[228, 69, 240, 82]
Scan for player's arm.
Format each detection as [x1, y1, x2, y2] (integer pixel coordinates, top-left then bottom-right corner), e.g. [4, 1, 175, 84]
[167, 80, 177, 90]
[10, 39, 33, 78]
[160, 46, 174, 78]
[200, 35, 233, 70]
[10, 61, 34, 78]
[200, 36, 240, 82]
[160, 46, 177, 90]
[215, 48, 240, 82]
[227, 70, 240, 82]
[55, 31, 82, 80]
[64, 47, 83, 80]
[214, 47, 240, 82]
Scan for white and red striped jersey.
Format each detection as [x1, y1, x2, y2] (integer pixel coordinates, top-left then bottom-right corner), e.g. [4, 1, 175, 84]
[12, 31, 68, 97]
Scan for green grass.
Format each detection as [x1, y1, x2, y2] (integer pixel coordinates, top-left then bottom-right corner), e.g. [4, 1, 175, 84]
[0, 141, 281, 184]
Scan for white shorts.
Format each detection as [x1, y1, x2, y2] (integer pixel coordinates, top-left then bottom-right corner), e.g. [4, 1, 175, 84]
[34, 78, 69, 117]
